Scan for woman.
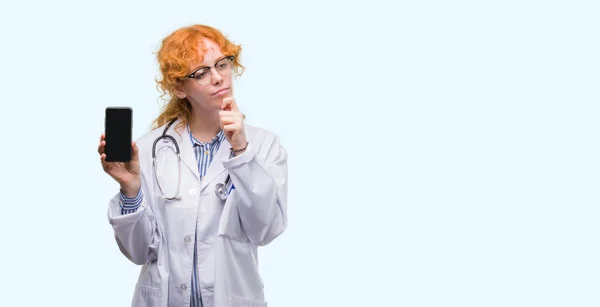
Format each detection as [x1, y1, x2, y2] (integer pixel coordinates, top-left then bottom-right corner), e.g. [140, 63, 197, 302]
[97, 24, 288, 307]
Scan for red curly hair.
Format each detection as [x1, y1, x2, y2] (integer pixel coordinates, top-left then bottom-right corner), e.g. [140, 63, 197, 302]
[151, 24, 244, 131]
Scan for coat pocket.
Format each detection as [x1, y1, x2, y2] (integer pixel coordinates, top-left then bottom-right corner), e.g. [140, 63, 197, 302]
[228, 295, 268, 307]
[132, 284, 163, 307]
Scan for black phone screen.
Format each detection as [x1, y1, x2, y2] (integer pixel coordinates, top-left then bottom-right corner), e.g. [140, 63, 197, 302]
[104, 107, 132, 162]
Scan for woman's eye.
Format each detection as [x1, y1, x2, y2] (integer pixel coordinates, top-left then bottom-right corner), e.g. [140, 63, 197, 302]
[195, 70, 209, 79]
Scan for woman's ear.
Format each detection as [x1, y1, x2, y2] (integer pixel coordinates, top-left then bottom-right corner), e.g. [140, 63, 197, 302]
[173, 82, 187, 99]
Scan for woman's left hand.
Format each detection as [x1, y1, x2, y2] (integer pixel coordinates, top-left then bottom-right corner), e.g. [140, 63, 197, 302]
[219, 97, 248, 152]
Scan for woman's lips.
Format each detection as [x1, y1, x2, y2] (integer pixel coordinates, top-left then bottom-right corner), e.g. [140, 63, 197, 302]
[213, 88, 229, 96]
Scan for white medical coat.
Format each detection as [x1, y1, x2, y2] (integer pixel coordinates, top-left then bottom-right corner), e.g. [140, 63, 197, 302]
[106, 118, 288, 307]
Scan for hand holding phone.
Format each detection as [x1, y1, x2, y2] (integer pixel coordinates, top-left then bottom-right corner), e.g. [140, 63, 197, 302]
[98, 107, 141, 197]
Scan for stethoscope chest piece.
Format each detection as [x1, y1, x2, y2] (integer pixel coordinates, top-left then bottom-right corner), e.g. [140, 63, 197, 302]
[213, 175, 232, 200]
[214, 182, 228, 200]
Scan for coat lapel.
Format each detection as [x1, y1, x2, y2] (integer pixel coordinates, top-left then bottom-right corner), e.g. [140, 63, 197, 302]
[167, 119, 200, 179]
[200, 137, 230, 191]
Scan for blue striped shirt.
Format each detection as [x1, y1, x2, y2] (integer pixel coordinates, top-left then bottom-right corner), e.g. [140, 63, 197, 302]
[119, 126, 229, 307]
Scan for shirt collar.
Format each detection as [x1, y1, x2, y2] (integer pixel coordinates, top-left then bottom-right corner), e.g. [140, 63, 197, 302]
[187, 125, 225, 147]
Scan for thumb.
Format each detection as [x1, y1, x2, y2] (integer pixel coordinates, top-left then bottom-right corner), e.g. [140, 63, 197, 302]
[131, 141, 139, 161]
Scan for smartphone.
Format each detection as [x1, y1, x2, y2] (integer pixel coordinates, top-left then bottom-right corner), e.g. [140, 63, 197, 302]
[104, 107, 133, 162]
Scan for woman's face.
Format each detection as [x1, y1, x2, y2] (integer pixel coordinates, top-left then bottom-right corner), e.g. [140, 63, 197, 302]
[175, 38, 234, 112]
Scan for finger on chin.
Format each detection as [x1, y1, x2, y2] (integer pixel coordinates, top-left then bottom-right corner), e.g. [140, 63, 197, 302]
[221, 97, 232, 110]
[223, 97, 239, 112]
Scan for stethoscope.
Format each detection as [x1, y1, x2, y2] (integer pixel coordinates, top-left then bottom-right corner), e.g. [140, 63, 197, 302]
[152, 118, 233, 201]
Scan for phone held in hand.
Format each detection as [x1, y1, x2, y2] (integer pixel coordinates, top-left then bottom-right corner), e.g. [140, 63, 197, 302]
[104, 107, 133, 162]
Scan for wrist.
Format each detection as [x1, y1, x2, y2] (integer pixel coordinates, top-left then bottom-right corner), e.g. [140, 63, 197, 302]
[120, 180, 141, 198]
[232, 148, 246, 156]
[230, 141, 249, 156]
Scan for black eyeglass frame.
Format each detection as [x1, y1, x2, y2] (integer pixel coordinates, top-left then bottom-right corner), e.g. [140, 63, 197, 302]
[182, 55, 236, 80]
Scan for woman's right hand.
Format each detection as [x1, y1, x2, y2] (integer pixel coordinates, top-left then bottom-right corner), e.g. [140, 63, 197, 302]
[98, 134, 141, 197]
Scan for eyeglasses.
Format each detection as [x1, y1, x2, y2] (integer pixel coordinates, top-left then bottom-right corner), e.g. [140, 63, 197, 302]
[183, 55, 235, 86]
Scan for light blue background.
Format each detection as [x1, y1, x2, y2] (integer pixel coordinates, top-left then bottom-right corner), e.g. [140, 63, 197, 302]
[0, 0, 598, 306]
